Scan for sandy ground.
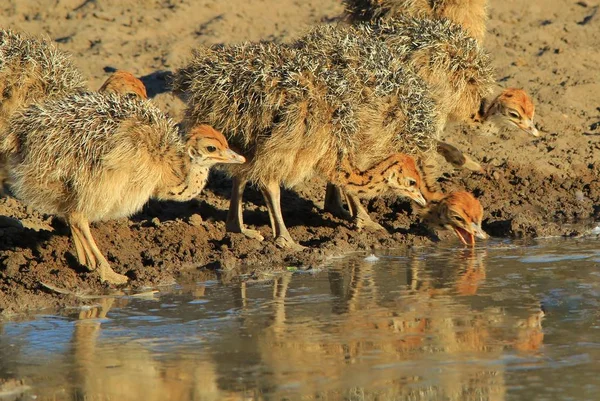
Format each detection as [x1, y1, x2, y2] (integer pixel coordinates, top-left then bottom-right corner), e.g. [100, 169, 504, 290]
[0, 0, 599, 315]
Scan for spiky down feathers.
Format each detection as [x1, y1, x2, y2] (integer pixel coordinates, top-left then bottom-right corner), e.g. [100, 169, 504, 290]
[0, 30, 86, 128]
[296, 17, 494, 125]
[175, 36, 439, 188]
[342, 0, 488, 43]
[369, 16, 494, 122]
[4, 92, 185, 222]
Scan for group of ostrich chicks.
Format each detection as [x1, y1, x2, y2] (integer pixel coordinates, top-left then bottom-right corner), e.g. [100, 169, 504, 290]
[0, 0, 539, 285]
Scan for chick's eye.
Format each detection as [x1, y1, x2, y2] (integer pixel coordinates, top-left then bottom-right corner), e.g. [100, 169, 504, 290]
[206, 146, 217, 153]
[407, 178, 417, 187]
[453, 215, 465, 223]
[508, 110, 520, 119]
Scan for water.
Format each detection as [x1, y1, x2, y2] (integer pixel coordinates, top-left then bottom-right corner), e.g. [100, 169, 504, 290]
[1, 238, 600, 401]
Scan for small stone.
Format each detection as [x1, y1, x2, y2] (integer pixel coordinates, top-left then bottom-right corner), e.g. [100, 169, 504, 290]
[93, 11, 115, 22]
[561, 180, 573, 190]
[188, 213, 203, 227]
[575, 190, 585, 202]
[5, 253, 28, 275]
[151, 217, 161, 227]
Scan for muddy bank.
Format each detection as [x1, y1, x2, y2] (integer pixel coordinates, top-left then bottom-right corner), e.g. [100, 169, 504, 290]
[0, 0, 599, 315]
[1, 160, 598, 316]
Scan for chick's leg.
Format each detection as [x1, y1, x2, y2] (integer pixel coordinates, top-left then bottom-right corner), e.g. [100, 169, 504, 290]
[70, 224, 93, 269]
[260, 181, 305, 251]
[68, 213, 128, 285]
[324, 183, 353, 220]
[225, 176, 264, 241]
[345, 193, 386, 232]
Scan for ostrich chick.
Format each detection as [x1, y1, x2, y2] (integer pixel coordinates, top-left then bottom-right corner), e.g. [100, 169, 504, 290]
[174, 39, 439, 249]
[296, 18, 537, 139]
[331, 153, 427, 230]
[324, 141, 484, 223]
[297, 20, 538, 215]
[422, 191, 487, 246]
[0, 30, 85, 126]
[477, 88, 538, 137]
[342, 0, 488, 43]
[98, 70, 148, 100]
[230, 152, 428, 246]
[2, 92, 245, 284]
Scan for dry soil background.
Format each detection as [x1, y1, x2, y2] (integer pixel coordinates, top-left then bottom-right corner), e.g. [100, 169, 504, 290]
[0, 0, 598, 315]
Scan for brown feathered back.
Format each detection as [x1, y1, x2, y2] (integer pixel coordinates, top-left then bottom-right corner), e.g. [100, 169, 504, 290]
[342, 0, 488, 42]
[0, 30, 86, 131]
[173, 37, 439, 188]
[295, 18, 494, 128]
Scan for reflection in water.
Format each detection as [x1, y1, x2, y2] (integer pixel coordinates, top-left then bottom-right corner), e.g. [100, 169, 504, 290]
[8, 240, 600, 401]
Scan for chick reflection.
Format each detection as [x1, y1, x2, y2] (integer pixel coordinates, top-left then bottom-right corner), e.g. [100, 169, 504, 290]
[407, 248, 488, 296]
[41, 249, 544, 401]
[233, 252, 545, 400]
[68, 298, 246, 401]
[234, 263, 471, 398]
[405, 248, 544, 355]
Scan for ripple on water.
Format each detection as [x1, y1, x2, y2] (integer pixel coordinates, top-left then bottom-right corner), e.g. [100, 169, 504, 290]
[520, 254, 596, 263]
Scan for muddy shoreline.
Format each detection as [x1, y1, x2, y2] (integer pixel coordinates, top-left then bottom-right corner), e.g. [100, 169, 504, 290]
[1, 0, 599, 315]
[1, 161, 598, 316]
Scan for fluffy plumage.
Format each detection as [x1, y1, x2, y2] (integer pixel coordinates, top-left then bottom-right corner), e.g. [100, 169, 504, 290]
[0, 29, 86, 129]
[335, 16, 537, 144]
[4, 93, 181, 220]
[296, 18, 494, 128]
[175, 39, 439, 184]
[2, 92, 244, 284]
[342, 0, 488, 43]
[174, 38, 440, 247]
[0, 30, 86, 190]
[294, 18, 493, 216]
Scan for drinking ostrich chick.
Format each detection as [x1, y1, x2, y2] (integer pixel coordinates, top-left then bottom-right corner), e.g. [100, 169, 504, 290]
[421, 191, 488, 246]
[1, 92, 245, 284]
[173, 39, 438, 249]
[342, 0, 488, 43]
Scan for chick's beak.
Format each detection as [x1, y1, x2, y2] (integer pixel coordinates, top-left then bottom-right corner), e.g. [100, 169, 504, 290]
[462, 155, 485, 173]
[452, 223, 487, 247]
[408, 190, 427, 207]
[519, 119, 539, 137]
[472, 222, 488, 240]
[220, 149, 246, 164]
